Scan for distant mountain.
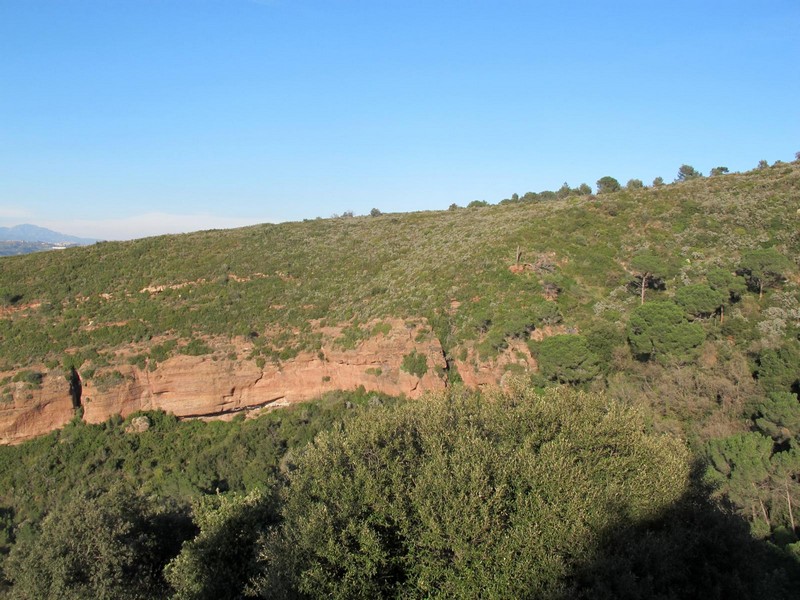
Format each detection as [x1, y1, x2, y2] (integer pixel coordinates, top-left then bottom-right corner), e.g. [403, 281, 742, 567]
[0, 224, 96, 245]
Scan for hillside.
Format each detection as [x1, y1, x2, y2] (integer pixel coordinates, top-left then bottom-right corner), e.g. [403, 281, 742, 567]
[0, 162, 798, 440]
[0, 160, 799, 596]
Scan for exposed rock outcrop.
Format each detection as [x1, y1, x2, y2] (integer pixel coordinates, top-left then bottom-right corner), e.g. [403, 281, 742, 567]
[453, 340, 538, 388]
[0, 373, 76, 445]
[0, 318, 448, 444]
[0, 316, 564, 444]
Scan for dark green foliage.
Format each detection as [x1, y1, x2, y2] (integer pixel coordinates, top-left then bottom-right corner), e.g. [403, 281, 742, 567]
[755, 342, 800, 395]
[180, 338, 213, 356]
[629, 252, 673, 304]
[720, 315, 758, 343]
[0, 288, 22, 306]
[629, 252, 670, 280]
[10, 371, 42, 388]
[753, 392, 800, 442]
[148, 339, 178, 364]
[674, 283, 726, 318]
[596, 176, 621, 194]
[472, 297, 554, 360]
[739, 247, 793, 299]
[584, 322, 626, 373]
[676, 164, 702, 181]
[334, 324, 370, 350]
[628, 302, 705, 363]
[400, 349, 428, 378]
[706, 267, 746, 302]
[252, 385, 689, 599]
[705, 432, 775, 537]
[710, 166, 730, 176]
[536, 335, 600, 383]
[0, 393, 393, 555]
[93, 369, 126, 392]
[571, 478, 797, 599]
[5, 486, 188, 599]
[704, 430, 800, 542]
[165, 489, 279, 600]
[626, 178, 644, 190]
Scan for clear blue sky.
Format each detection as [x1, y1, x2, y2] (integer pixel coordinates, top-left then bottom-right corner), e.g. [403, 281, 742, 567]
[1, 0, 798, 240]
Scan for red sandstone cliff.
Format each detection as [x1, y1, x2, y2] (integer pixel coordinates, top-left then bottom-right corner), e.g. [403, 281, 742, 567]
[0, 319, 449, 444]
[0, 317, 545, 445]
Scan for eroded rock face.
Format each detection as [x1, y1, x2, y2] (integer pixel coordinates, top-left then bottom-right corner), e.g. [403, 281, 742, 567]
[0, 372, 76, 445]
[0, 317, 561, 444]
[453, 340, 538, 388]
[0, 319, 448, 444]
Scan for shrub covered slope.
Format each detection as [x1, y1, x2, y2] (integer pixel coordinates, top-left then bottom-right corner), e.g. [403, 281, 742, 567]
[0, 159, 798, 597]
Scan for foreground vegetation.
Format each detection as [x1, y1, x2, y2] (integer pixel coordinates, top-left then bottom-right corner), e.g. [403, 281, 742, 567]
[2, 384, 798, 599]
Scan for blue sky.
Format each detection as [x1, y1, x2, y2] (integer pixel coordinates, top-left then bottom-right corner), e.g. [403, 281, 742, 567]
[1, 0, 798, 240]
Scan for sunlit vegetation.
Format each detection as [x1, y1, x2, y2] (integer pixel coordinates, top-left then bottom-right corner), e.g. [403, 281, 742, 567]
[0, 158, 799, 596]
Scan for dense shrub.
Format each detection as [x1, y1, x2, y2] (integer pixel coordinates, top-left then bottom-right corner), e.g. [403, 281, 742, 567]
[252, 385, 690, 599]
[400, 349, 428, 378]
[165, 489, 278, 600]
[5, 486, 189, 600]
[536, 334, 600, 383]
[674, 284, 726, 318]
[628, 302, 705, 363]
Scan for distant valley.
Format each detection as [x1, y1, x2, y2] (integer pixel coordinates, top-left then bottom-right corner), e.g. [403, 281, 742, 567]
[0, 224, 96, 255]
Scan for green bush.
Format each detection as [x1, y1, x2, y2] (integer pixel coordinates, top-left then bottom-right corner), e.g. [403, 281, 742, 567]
[400, 349, 428, 378]
[252, 385, 689, 599]
[628, 302, 706, 363]
[334, 324, 370, 350]
[739, 248, 793, 299]
[5, 486, 187, 599]
[11, 370, 43, 388]
[165, 489, 278, 600]
[674, 284, 726, 318]
[536, 335, 600, 384]
[755, 342, 800, 395]
[93, 370, 126, 392]
[181, 338, 213, 357]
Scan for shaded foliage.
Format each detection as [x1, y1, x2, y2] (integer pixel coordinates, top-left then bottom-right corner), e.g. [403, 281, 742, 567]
[739, 248, 793, 299]
[5, 486, 191, 600]
[165, 489, 279, 600]
[596, 176, 621, 194]
[674, 283, 726, 318]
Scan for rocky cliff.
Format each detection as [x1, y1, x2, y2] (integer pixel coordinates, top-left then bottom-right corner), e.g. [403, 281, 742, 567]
[0, 319, 454, 444]
[0, 316, 542, 444]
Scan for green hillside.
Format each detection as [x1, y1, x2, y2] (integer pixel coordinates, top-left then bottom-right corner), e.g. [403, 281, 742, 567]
[1, 161, 798, 371]
[0, 160, 799, 597]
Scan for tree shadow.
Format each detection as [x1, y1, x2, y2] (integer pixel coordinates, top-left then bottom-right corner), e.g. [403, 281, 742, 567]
[562, 462, 800, 600]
